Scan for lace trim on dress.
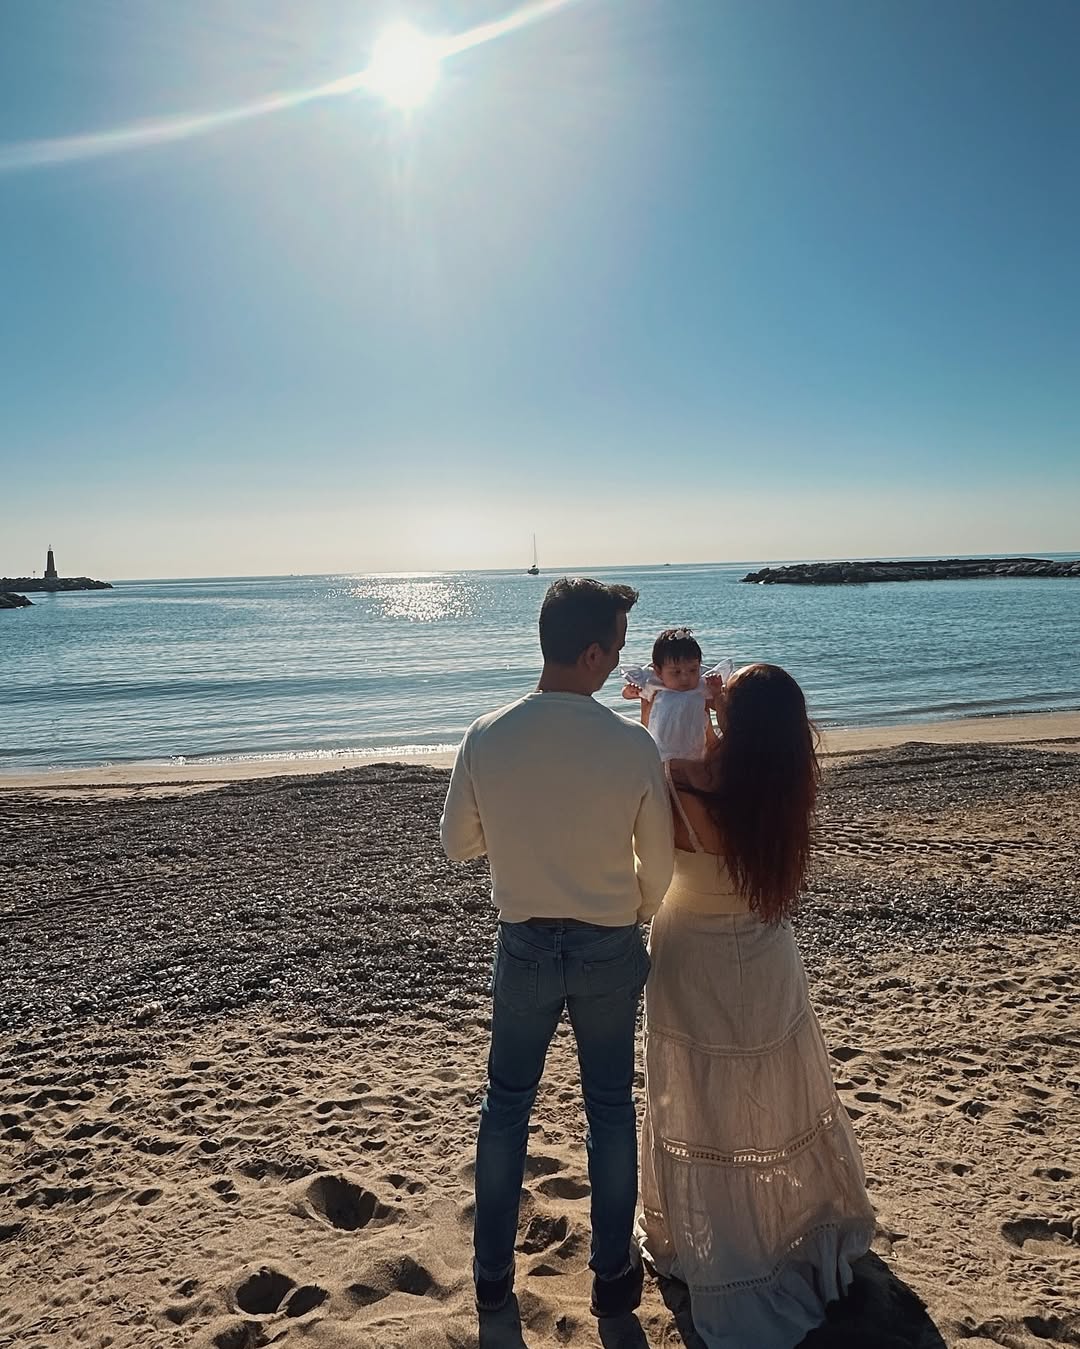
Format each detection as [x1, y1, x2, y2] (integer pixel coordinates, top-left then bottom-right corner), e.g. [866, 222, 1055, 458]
[644, 1006, 809, 1058]
[656, 1102, 841, 1170]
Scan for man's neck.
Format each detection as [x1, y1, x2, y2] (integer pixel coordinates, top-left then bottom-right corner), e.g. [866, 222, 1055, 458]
[536, 663, 596, 697]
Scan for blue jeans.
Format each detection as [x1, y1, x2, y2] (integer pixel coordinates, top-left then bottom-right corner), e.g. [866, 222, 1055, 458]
[473, 919, 650, 1284]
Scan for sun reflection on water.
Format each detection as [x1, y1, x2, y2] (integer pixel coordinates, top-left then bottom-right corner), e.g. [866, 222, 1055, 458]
[336, 577, 477, 622]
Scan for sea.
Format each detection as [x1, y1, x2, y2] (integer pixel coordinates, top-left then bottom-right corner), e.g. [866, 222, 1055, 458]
[2, 559, 1079, 773]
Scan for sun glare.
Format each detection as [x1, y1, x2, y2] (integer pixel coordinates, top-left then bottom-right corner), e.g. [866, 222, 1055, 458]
[365, 23, 442, 110]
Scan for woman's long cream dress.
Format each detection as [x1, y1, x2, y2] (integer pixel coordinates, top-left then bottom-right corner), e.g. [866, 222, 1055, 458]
[636, 778, 875, 1348]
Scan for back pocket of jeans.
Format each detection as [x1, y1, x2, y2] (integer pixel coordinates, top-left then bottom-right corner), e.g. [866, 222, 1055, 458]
[494, 947, 539, 1011]
[583, 940, 649, 999]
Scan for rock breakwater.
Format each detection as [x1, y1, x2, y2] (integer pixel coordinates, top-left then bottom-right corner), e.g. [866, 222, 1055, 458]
[0, 576, 112, 592]
[742, 557, 1080, 585]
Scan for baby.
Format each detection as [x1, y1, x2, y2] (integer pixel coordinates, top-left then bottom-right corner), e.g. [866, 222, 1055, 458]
[621, 627, 734, 762]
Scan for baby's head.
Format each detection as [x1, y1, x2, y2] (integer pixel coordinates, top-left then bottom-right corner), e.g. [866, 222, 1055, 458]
[652, 627, 703, 691]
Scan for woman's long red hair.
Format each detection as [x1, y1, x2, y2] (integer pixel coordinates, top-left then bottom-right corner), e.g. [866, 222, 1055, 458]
[682, 663, 819, 923]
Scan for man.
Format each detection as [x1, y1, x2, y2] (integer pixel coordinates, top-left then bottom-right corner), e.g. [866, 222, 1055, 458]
[441, 577, 675, 1318]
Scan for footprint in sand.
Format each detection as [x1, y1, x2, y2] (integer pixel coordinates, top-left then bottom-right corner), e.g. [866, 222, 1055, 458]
[15, 1183, 95, 1210]
[519, 1213, 569, 1254]
[314, 1097, 364, 1115]
[235, 1153, 314, 1182]
[284, 1284, 329, 1317]
[1034, 1167, 1073, 1182]
[66, 1119, 107, 1141]
[958, 1098, 992, 1119]
[1012, 1107, 1049, 1134]
[297, 1174, 394, 1231]
[536, 1175, 590, 1200]
[160, 1295, 200, 1326]
[383, 1171, 426, 1195]
[853, 1090, 904, 1113]
[210, 1319, 269, 1349]
[1001, 1217, 1080, 1253]
[347, 1255, 439, 1306]
[233, 1265, 306, 1315]
[529, 1260, 565, 1277]
[524, 1154, 562, 1180]
[133, 1135, 184, 1156]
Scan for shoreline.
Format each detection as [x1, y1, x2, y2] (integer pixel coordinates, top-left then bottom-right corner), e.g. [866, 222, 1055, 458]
[1, 707, 1078, 794]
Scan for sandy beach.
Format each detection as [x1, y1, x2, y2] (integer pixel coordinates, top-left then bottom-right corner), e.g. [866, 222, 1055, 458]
[3, 709, 1079, 798]
[1, 718, 1079, 1348]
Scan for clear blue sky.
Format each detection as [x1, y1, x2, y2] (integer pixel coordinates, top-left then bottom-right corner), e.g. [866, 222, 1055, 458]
[2, 0, 1078, 578]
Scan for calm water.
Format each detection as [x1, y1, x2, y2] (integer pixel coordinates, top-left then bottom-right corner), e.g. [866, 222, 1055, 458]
[2, 561, 1079, 772]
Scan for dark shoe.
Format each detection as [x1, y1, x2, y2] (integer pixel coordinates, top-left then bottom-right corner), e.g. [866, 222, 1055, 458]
[591, 1257, 644, 1318]
[475, 1263, 514, 1313]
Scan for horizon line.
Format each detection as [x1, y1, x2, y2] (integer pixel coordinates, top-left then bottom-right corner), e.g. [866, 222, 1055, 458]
[13, 546, 1074, 585]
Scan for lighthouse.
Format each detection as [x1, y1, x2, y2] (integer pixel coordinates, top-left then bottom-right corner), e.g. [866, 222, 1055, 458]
[44, 547, 58, 584]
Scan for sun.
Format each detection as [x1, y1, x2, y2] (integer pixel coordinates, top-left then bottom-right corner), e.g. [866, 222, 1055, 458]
[365, 23, 442, 110]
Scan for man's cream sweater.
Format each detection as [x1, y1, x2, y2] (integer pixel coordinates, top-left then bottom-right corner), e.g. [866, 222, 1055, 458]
[440, 691, 674, 925]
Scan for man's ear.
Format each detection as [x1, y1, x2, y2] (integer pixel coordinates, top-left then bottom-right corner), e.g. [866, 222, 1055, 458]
[581, 642, 604, 671]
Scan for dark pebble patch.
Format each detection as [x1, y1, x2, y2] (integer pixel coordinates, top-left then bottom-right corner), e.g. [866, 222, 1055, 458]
[0, 747, 1077, 1032]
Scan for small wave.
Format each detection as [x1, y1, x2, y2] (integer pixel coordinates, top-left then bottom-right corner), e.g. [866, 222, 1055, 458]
[180, 743, 459, 766]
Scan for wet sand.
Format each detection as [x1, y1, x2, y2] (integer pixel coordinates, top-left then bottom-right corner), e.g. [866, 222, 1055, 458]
[2, 709, 1078, 799]
[1, 730, 1078, 1348]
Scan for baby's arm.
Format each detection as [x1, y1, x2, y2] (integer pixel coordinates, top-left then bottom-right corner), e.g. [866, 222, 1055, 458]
[704, 704, 718, 748]
[621, 666, 655, 727]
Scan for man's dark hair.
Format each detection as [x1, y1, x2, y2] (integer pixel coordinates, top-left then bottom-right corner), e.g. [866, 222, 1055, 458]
[652, 627, 703, 668]
[539, 577, 639, 665]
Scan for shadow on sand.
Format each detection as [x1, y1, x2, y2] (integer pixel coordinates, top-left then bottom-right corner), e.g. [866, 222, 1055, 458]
[477, 1253, 945, 1347]
[659, 1252, 948, 1349]
[479, 1298, 650, 1349]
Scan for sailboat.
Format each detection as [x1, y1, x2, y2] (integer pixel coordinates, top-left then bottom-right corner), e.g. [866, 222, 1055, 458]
[527, 535, 540, 575]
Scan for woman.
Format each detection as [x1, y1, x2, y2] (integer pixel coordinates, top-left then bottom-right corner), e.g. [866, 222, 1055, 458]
[637, 664, 875, 1348]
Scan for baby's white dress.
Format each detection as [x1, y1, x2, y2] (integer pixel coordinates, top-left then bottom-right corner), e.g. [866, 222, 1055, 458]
[621, 660, 734, 762]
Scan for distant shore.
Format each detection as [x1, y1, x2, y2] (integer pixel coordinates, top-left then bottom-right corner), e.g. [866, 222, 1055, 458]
[2, 708, 1078, 795]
